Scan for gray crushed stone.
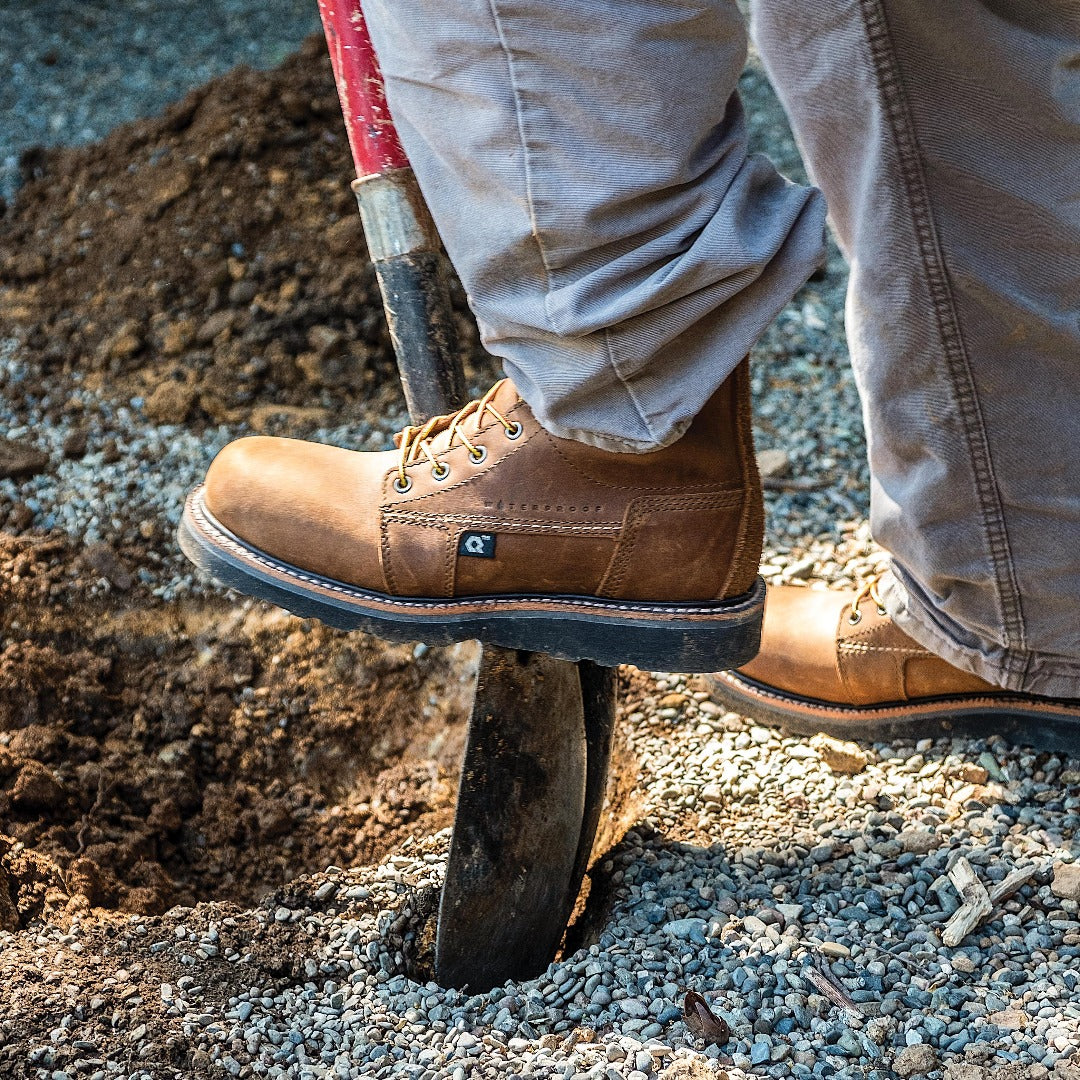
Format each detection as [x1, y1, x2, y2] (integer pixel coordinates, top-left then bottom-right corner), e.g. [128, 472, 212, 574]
[9, 697, 1080, 1078]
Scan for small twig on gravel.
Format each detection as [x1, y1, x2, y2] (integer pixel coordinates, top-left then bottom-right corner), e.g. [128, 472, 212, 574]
[988, 864, 1038, 905]
[942, 856, 993, 947]
[803, 962, 865, 1020]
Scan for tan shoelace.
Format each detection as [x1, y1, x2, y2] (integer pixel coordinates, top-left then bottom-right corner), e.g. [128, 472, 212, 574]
[393, 380, 522, 493]
[847, 572, 888, 625]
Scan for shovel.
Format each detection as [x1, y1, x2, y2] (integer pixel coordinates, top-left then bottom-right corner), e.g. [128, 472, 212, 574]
[316, 0, 617, 989]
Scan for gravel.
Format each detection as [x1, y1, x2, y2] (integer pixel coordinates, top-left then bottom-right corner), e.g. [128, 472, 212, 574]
[7, 693, 1080, 1078]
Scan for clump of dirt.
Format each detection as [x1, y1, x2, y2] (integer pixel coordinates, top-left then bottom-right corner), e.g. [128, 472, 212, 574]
[0, 531, 475, 927]
[0, 34, 492, 432]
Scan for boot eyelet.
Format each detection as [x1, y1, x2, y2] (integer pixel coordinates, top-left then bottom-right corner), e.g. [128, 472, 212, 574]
[876, 605, 888, 616]
[431, 462, 451, 481]
[469, 445, 488, 465]
[392, 475, 413, 494]
[847, 610, 862, 626]
[504, 421, 523, 441]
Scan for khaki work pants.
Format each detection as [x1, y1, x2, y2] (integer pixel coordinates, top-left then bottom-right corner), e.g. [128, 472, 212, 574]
[362, 0, 1080, 696]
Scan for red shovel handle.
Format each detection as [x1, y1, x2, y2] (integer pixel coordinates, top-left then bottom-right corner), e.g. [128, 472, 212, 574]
[317, 0, 465, 421]
[316, 0, 409, 179]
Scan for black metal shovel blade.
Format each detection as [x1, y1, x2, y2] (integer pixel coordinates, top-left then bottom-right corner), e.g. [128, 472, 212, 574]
[435, 645, 587, 989]
[568, 661, 617, 898]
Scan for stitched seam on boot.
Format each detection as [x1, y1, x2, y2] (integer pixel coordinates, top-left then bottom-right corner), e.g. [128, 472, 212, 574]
[380, 517, 455, 598]
[840, 643, 932, 656]
[719, 361, 760, 600]
[379, 513, 397, 596]
[544, 435, 746, 496]
[836, 642, 905, 703]
[386, 512, 620, 535]
[598, 493, 743, 598]
[857, 0, 1027, 675]
[192, 490, 763, 615]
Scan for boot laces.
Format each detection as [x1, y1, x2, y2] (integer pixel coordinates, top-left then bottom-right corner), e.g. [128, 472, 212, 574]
[393, 380, 521, 491]
[847, 572, 888, 626]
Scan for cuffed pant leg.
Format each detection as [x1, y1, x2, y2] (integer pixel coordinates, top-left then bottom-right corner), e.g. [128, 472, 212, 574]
[361, 0, 826, 452]
[753, 0, 1080, 694]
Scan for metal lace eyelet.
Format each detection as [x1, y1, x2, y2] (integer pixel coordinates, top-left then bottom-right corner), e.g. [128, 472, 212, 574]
[392, 475, 413, 494]
[876, 605, 888, 617]
[504, 421, 523, 441]
[432, 462, 451, 481]
[469, 445, 488, 465]
[847, 610, 862, 626]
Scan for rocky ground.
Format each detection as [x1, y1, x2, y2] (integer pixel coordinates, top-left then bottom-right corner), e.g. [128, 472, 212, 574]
[0, 12, 1078, 1080]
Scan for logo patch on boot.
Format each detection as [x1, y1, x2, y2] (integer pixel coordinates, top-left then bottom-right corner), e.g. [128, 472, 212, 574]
[458, 531, 496, 559]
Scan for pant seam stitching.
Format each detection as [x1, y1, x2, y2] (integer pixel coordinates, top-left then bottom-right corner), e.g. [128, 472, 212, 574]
[485, 0, 662, 442]
[602, 326, 685, 450]
[857, 0, 1027, 675]
[484, 0, 558, 330]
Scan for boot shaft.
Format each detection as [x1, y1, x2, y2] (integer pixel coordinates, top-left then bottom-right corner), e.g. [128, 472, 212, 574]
[383, 360, 763, 602]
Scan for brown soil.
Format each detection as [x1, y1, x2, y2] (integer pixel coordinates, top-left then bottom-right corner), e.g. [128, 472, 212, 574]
[0, 36, 641, 1024]
[0, 530, 476, 928]
[0, 35, 507, 928]
[0, 34, 492, 434]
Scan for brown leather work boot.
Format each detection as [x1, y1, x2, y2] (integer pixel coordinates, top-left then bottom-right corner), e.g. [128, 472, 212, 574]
[178, 364, 765, 671]
[706, 573, 1080, 750]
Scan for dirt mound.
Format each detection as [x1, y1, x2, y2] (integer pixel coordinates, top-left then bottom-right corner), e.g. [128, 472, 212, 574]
[0, 531, 475, 926]
[0, 35, 490, 432]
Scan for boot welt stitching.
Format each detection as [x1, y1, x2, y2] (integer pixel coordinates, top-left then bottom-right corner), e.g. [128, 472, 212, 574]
[718, 672, 1078, 716]
[189, 492, 761, 617]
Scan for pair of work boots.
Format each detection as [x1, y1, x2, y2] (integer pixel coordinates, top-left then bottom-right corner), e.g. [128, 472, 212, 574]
[180, 361, 1080, 746]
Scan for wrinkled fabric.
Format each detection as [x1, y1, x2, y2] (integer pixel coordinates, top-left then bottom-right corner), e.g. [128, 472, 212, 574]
[752, 0, 1080, 696]
[361, 0, 827, 452]
[361, 0, 1080, 694]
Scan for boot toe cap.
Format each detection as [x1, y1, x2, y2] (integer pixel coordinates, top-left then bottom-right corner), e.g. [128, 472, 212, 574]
[204, 436, 278, 535]
[203, 436, 385, 589]
[738, 586, 849, 702]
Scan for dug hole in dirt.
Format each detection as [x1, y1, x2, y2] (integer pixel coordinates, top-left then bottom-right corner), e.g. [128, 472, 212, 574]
[0, 34, 644, 987]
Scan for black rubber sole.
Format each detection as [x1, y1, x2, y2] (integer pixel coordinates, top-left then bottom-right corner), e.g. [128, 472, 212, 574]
[178, 487, 765, 673]
[706, 670, 1080, 755]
